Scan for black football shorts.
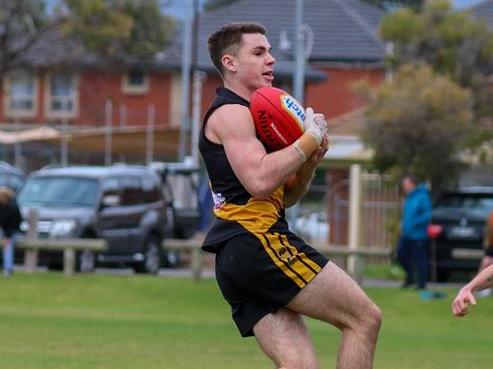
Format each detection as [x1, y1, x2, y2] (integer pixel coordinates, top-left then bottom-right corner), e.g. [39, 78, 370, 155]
[215, 231, 329, 337]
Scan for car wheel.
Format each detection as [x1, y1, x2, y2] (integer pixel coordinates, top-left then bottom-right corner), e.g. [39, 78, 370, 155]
[164, 249, 180, 268]
[77, 250, 96, 273]
[135, 236, 162, 274]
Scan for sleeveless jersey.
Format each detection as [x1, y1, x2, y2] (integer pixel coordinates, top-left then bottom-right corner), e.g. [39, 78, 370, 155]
[199, 87, 290, 252]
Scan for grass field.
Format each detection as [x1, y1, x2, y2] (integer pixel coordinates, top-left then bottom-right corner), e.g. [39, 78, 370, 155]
[0, 272, 491, 369]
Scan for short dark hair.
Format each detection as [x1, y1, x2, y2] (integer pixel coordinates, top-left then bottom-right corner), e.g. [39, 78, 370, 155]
[207, 22, 267, 77]
[401, 174, 418, 186]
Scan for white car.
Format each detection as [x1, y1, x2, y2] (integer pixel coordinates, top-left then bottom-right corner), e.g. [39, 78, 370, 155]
[294, 212, 329, 244]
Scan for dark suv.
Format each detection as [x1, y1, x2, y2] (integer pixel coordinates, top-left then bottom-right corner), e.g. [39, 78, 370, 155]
[431, 187, 493, 281]
[17, 165, 169, 273]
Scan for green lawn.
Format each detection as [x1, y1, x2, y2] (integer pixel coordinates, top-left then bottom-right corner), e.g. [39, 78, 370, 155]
[0, 272, 490, 369]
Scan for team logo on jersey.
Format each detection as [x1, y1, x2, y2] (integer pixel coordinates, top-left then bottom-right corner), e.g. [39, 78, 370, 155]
[212, 191, 226, 209]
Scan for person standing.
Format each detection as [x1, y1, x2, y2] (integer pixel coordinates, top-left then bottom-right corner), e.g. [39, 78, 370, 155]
[0, 186, 22, 276]
[397, 175, 432, 290]
[199, 22, 381, 369]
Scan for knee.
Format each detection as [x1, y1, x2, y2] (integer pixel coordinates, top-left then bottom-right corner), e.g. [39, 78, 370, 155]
[361, 302, 382, 339]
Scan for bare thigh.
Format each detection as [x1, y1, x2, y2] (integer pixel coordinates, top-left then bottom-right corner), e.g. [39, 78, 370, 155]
[287, 261, 379, 330]
[253, 307, 319, 369]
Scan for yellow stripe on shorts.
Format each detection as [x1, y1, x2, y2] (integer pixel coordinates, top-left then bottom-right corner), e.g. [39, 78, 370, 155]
[255, 232, 321, 289]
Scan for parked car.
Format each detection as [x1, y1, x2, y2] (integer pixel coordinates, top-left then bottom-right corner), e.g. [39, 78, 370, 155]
[431, 187, 493, 282]
[16, 164, 170, 273]
[150, 161, 202, 239]
[0, 161, 25, 192]
[293, 211, 329, 244]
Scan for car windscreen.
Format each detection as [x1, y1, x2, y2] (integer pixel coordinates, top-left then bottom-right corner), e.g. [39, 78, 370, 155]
[0, 174, 24, 192]
[435, 193, 493, 211]
[18, 176, 99, 207]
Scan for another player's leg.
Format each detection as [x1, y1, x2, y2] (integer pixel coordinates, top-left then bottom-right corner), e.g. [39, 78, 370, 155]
[287, 262, 382, 369]
[253, 307, 319, 369]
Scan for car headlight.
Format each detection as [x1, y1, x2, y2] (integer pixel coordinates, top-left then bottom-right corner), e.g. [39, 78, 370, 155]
[50, 219, 77, 237]
[19, 220, 29, 232]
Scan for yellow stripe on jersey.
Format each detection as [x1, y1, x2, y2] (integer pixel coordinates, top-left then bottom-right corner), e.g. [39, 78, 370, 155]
[214, 186, 284, 234]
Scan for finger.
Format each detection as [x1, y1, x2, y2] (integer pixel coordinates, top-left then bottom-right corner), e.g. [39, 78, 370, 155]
[305, 107, 314, 122]
[454, 298, 466, 313]
[469, 294, 477, 306]
[454, 303, 466, 316]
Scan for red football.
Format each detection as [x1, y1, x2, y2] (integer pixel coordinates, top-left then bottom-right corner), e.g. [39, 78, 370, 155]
[250, 87, 305, 152]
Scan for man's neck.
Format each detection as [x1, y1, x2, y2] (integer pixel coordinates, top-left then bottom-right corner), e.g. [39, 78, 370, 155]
[223, 79, 253, 102]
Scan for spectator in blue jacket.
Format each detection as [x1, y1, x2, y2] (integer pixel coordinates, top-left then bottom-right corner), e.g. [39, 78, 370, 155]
[397, 175, 432, 290]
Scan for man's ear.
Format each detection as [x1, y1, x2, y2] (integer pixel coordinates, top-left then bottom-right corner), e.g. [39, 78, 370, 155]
[222, 54, 237, 73]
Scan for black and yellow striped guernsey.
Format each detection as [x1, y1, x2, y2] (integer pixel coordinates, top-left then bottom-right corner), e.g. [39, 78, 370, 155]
[199, 87, 290, 252]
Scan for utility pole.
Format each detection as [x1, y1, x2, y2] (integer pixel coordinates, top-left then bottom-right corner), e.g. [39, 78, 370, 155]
[288, 0, 307, 228]
[178, 0, 193, 161]
[293, 0, 305, 104]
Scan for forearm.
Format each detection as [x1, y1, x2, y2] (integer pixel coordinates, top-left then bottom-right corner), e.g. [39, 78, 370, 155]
[283, 161, 317, 207]
[465, 264, 493, 292]
[252, 145, 306, 198]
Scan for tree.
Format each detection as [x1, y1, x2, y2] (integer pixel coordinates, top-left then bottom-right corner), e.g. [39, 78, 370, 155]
[380, 0, 493, 118]
[356, 64, 473, 191]
[203, 0, 240, 12]
[62, 0, 175, 61]
[0, 0, 52, 75]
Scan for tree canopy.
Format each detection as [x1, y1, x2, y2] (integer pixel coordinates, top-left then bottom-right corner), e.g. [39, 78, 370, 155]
[357, 64, 473, 190]
[62, 0, 175, 61]
[380, 0, 493, 117]
[0, 0, 52, 75]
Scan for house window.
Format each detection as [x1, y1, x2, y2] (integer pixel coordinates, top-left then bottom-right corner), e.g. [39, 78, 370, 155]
[122, 70, 149, 95]
[45, 72, 78, 118]
[4, 70, 38, 117]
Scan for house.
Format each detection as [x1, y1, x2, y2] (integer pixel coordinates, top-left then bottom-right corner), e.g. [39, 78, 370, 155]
[0, 0, 386, 137]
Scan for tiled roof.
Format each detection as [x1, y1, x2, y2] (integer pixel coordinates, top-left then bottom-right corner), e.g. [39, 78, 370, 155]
[163, 0, 386, 80]
[15, 0, 386, 77]
[15, 26, 175, 71]
[193, 0, 386, 63]
[470, 0, 493, 27]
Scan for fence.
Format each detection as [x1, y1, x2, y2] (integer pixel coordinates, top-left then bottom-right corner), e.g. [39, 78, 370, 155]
[300, 164, 400, 264]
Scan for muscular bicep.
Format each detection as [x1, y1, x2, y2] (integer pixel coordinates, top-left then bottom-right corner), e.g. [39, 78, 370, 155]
[215, 105, 269, 195]
[207, 104, 302, 198]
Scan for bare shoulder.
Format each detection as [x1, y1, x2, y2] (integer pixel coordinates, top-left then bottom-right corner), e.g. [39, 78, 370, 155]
[206, 104, 255, 144]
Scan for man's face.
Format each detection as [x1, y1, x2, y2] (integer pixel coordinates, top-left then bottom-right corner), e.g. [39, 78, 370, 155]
[402, 178, 416, 195]
[230, 33, 276, 91]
